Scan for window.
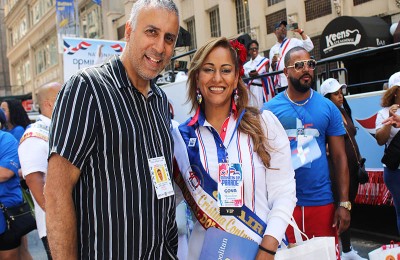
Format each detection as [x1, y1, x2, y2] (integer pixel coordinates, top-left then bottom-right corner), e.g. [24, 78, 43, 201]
[209, 7, 221, 38]
[117, 25, 125, 40]
[35, 35, 58, 74]
[353, 0, 373, 5]
[19, 18, 27, 39]
[310, 36, 320, 61]
[305, 0, 331, 21]
[31, 2, 41, 25]
[9, 17, 28, 47]
[266, 9, 286, 35]
[6, 0, 18, 13]
[31, 0, 55, 26]
[13, 57, 31, 86]
[268, 0, 284, 6]
[24, 61, 31, 82]
[80, 1, 103, 39]
[235, 0, 250, 34]
[186, 17, 197, 50]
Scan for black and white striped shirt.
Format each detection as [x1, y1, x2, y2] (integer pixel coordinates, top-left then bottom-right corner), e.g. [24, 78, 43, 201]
[49, 56, 178, 259]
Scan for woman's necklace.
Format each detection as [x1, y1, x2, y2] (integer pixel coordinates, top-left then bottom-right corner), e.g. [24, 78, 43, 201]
[285, 89, 313, 106]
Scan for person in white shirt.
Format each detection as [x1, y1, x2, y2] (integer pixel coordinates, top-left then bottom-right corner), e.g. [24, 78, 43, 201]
[269, 20, 314, 93]
[173, 37, 296, 260]
[18, 82, 61, 259]
[243, 40, 274, 107]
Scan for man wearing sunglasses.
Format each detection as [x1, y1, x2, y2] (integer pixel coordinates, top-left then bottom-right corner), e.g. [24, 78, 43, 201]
[263, 46, 351, 259]
[243, 40, 275, 108]
[269, 20, 314, 94]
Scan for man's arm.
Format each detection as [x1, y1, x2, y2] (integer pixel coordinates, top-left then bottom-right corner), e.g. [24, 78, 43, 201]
[25, 172, 46, 210]
[44, 154, 81, 260]
[327, 135, 351, 234]
[0, 166, 15, 182]
[292, 28, 314, 51]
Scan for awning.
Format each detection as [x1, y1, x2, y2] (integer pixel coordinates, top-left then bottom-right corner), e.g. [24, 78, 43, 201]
[320, 16, 391, 58]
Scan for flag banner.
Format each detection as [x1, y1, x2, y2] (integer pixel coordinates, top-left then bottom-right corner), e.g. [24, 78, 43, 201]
[56, 0, 79, 53]
[63, 37, 126, 81]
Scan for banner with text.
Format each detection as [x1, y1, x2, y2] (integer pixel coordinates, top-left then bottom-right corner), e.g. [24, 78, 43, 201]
[63, 37, 126, 81]
[56, 0, 79, 53]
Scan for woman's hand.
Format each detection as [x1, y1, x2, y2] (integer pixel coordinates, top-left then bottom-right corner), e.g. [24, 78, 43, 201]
[382, 113, 400, 128]
[255, 235, 278, 260]
[389, 104, 399, 117]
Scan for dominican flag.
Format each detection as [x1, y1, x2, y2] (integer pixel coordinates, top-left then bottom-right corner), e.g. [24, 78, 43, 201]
[355, 113, 378, 137]
[64, 41, 92, 55]
[111, 44, 124, 53]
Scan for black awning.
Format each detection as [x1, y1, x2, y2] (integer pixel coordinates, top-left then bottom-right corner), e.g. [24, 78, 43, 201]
[320, 16, 391, 58]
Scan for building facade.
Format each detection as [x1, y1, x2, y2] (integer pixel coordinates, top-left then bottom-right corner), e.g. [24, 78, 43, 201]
[179, 0, 400, 60]
[0, 0, 11, 96]
[2, 0, 400, 101]
[2, 0, 129, 105]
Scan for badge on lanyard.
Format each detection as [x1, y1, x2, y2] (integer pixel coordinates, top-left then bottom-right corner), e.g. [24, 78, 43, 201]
[218, 162, 243, 216]
[148, 156, 174, 199]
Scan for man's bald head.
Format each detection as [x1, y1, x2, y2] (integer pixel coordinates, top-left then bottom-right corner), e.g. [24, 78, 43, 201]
[36, 82, 62, 118]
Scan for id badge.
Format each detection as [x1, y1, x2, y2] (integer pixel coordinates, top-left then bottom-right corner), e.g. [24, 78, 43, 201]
[148, 156, 174, 199]
[218, 163, 243, 216]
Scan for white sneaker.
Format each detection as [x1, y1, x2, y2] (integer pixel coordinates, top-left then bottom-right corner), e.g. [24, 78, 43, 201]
[341, 249, 367, 260]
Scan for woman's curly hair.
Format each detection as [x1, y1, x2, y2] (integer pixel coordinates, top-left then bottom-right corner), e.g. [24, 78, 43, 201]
[381, 86, 398, 107]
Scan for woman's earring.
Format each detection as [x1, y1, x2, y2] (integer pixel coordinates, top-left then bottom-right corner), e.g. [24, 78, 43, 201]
[234, 89, 239, 105]
[196, 89, 203, 104]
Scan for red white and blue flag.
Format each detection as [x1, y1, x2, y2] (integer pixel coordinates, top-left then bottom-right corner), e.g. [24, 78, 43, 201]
[64, 41, 92, 55]
[111, 44, 124, 53]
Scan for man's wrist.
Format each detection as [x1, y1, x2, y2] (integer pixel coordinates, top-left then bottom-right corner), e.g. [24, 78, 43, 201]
[339, 201, 352, 211]
[299, 30, 304, 35]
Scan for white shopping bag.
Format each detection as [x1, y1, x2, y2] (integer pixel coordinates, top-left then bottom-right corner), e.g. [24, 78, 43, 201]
[275, 218, 336, 260]
[369, 242, 400, 260]
[275, 237, 336, 260]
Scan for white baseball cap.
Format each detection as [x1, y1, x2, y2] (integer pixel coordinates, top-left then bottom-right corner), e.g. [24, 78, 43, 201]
[388, 72, 400, 88]
[320, 78, 347, 97]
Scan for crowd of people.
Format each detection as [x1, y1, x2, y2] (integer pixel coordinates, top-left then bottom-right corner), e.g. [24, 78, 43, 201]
[0, 0, 398, 260]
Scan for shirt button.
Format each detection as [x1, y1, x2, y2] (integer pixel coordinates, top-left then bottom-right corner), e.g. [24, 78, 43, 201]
[220, 144, 222, 147]
[223, 128, 226, 132]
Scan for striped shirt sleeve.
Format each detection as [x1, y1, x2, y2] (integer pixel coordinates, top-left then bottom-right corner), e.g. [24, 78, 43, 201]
[49, 73, 97, 170]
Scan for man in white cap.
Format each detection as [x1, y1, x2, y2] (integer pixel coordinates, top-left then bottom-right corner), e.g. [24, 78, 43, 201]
[269, 20, 314, 93]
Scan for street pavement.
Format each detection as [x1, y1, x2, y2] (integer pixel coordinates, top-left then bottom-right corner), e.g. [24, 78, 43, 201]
[26, 228, 394, 260]
[27, 230, 46, 260]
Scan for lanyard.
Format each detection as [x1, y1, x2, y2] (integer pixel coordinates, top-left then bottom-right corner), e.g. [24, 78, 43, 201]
[225, 109, 246, 163]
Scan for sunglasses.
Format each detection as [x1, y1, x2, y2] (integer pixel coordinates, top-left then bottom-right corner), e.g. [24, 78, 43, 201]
[249, 47, 258, 51]
[286, 59, 317, 71]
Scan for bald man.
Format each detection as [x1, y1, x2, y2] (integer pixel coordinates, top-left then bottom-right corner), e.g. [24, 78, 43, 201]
[18, 82, 61, 259]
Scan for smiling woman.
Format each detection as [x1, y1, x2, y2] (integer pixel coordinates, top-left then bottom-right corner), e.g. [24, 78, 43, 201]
[172, 37, 296, 259]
